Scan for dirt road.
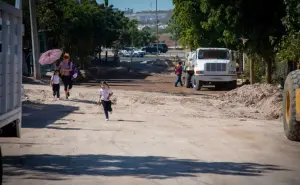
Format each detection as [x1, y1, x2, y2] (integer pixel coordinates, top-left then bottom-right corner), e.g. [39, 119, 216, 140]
[81, 74, 229, 96]
[1, 83, 300, 185]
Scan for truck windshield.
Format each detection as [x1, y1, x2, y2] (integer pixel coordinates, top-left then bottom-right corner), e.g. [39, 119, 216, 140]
[198, 50, 229, 60]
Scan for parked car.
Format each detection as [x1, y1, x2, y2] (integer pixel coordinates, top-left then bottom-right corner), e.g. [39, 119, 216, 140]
[119, 50, 130, 57]
[151, 43, 168, 53]
[121, 47, 144, 57]
[142, 45, 164, 54]
[126, 47, 145, 57]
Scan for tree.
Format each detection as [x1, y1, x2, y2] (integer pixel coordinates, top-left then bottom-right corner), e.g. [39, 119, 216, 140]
[168, 16, 181, 48]
[36, 0, 139, 67]
[277, 0, 300, 64]
[172, 0, 287, 83]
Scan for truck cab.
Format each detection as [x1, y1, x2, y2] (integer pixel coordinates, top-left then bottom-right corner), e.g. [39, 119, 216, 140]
[191, 47, 237, 90]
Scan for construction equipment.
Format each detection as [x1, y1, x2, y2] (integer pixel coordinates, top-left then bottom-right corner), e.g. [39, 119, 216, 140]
[282, 61, 300, 141]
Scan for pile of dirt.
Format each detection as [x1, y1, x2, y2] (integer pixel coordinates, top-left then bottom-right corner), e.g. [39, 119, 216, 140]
[218, 83, 283, 119]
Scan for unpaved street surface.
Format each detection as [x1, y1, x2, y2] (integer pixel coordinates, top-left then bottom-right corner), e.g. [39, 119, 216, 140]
[1, 83, 300, 185]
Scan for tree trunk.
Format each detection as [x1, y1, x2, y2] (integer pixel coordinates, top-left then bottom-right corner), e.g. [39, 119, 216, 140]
[250, 58, 254, 84]
[266, 59, 272, 84]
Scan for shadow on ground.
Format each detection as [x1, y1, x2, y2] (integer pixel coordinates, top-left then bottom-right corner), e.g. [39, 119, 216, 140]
[22, 101, 79, 128]
[3, 154, 286, 180]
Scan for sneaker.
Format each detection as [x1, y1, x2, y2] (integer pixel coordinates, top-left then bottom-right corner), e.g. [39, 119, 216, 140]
[67, 92, 70, 97]
[106, 119, 109, 121]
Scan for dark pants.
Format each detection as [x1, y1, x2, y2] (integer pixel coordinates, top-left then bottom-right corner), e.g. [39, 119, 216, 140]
[52, 84, 60, 98]
[101, 100, 112, 119]
[175, 74, 183, 86]
[62, 75, 73, 91]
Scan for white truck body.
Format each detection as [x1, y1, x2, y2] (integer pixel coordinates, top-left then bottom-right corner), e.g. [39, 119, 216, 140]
[0, 2, 23, 138]
[191, 47, 237, 90]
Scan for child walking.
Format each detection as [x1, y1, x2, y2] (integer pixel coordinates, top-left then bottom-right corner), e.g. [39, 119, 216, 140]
[50, 70, 60, 100]
[98, 81, 113, 121]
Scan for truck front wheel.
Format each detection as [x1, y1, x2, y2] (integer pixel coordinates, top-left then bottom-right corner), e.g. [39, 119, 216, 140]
[192, 76, 201, 90]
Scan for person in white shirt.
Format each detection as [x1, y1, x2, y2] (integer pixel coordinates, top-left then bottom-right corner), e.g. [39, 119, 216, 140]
[98, 81, 113, 121]
[50, 70, 60, 100]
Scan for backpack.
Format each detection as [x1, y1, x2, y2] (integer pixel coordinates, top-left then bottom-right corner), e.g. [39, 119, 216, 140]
[68, 62, 79, 79]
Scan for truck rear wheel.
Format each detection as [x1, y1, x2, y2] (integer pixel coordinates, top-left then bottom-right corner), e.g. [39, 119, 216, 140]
[283, 70, 300, 141]
[192, 76, 201, 90]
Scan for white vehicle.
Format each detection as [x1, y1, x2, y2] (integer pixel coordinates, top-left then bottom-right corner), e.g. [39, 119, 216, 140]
[132, 48, 146, 56]
[0, 2, 23, 182]
[119, 50, 130, 57]
[119, 48, 145, 57]
[128, 47, 145, 57]
[189, 47, 237, 90]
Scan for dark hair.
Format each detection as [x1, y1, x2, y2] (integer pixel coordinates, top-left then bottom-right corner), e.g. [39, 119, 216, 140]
[101, 81, 110, 88]
[54, 70, 59, 73]
[178, 62, 182, 65]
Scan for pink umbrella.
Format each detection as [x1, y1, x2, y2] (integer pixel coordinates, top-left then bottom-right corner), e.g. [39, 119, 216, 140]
[38, 49, 63, 65]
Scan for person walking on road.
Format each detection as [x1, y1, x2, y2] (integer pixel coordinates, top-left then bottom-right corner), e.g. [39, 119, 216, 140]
[174, 61, 183, 87]
[98, 81, 113, 121]
[58, 53, 73, 99]
[50, 70, 60, 100]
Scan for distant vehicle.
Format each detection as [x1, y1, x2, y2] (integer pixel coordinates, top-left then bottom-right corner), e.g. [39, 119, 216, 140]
[119, 50, 130, 57]
[142, 45, 164, 54]
[184, 47, 238, 90]
[130, 47, 145, 57]
[120, 47, 145, 57]
[151, 43, 168, 53]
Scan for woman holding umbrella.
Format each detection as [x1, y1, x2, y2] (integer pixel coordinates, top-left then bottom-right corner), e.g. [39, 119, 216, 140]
[58, 53, 73, 99]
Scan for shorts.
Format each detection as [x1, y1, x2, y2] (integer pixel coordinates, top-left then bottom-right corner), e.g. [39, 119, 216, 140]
[62, 75, 73, 91]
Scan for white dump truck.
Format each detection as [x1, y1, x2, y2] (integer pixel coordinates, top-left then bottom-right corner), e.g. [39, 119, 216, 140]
[0, 2, 23, 183]
[183, 47, 238, 90]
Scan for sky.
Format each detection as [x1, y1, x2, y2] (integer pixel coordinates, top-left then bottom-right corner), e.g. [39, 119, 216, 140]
[96, 0, 173, 11]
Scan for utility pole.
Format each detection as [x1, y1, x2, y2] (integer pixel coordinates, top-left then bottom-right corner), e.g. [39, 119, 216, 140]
[104, 0, 108, 64]
[29, 0, 41, 80]
[156, 0, 159, 61]
[240, 38, 248, 71]
[250, 57, 254, 84]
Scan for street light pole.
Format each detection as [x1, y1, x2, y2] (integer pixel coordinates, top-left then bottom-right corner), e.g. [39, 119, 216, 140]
[156, 0, 159, 61]
[29, 0, 41, 80]
[240, 38, 248, 71]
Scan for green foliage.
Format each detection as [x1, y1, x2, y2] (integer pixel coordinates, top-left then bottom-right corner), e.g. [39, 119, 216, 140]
[276, 33, 300, 63]
[168, 16, 181, 46]
[34, 0, 153, 66]
[276, 0, 300, 65]
[172, 0, 287, 83]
